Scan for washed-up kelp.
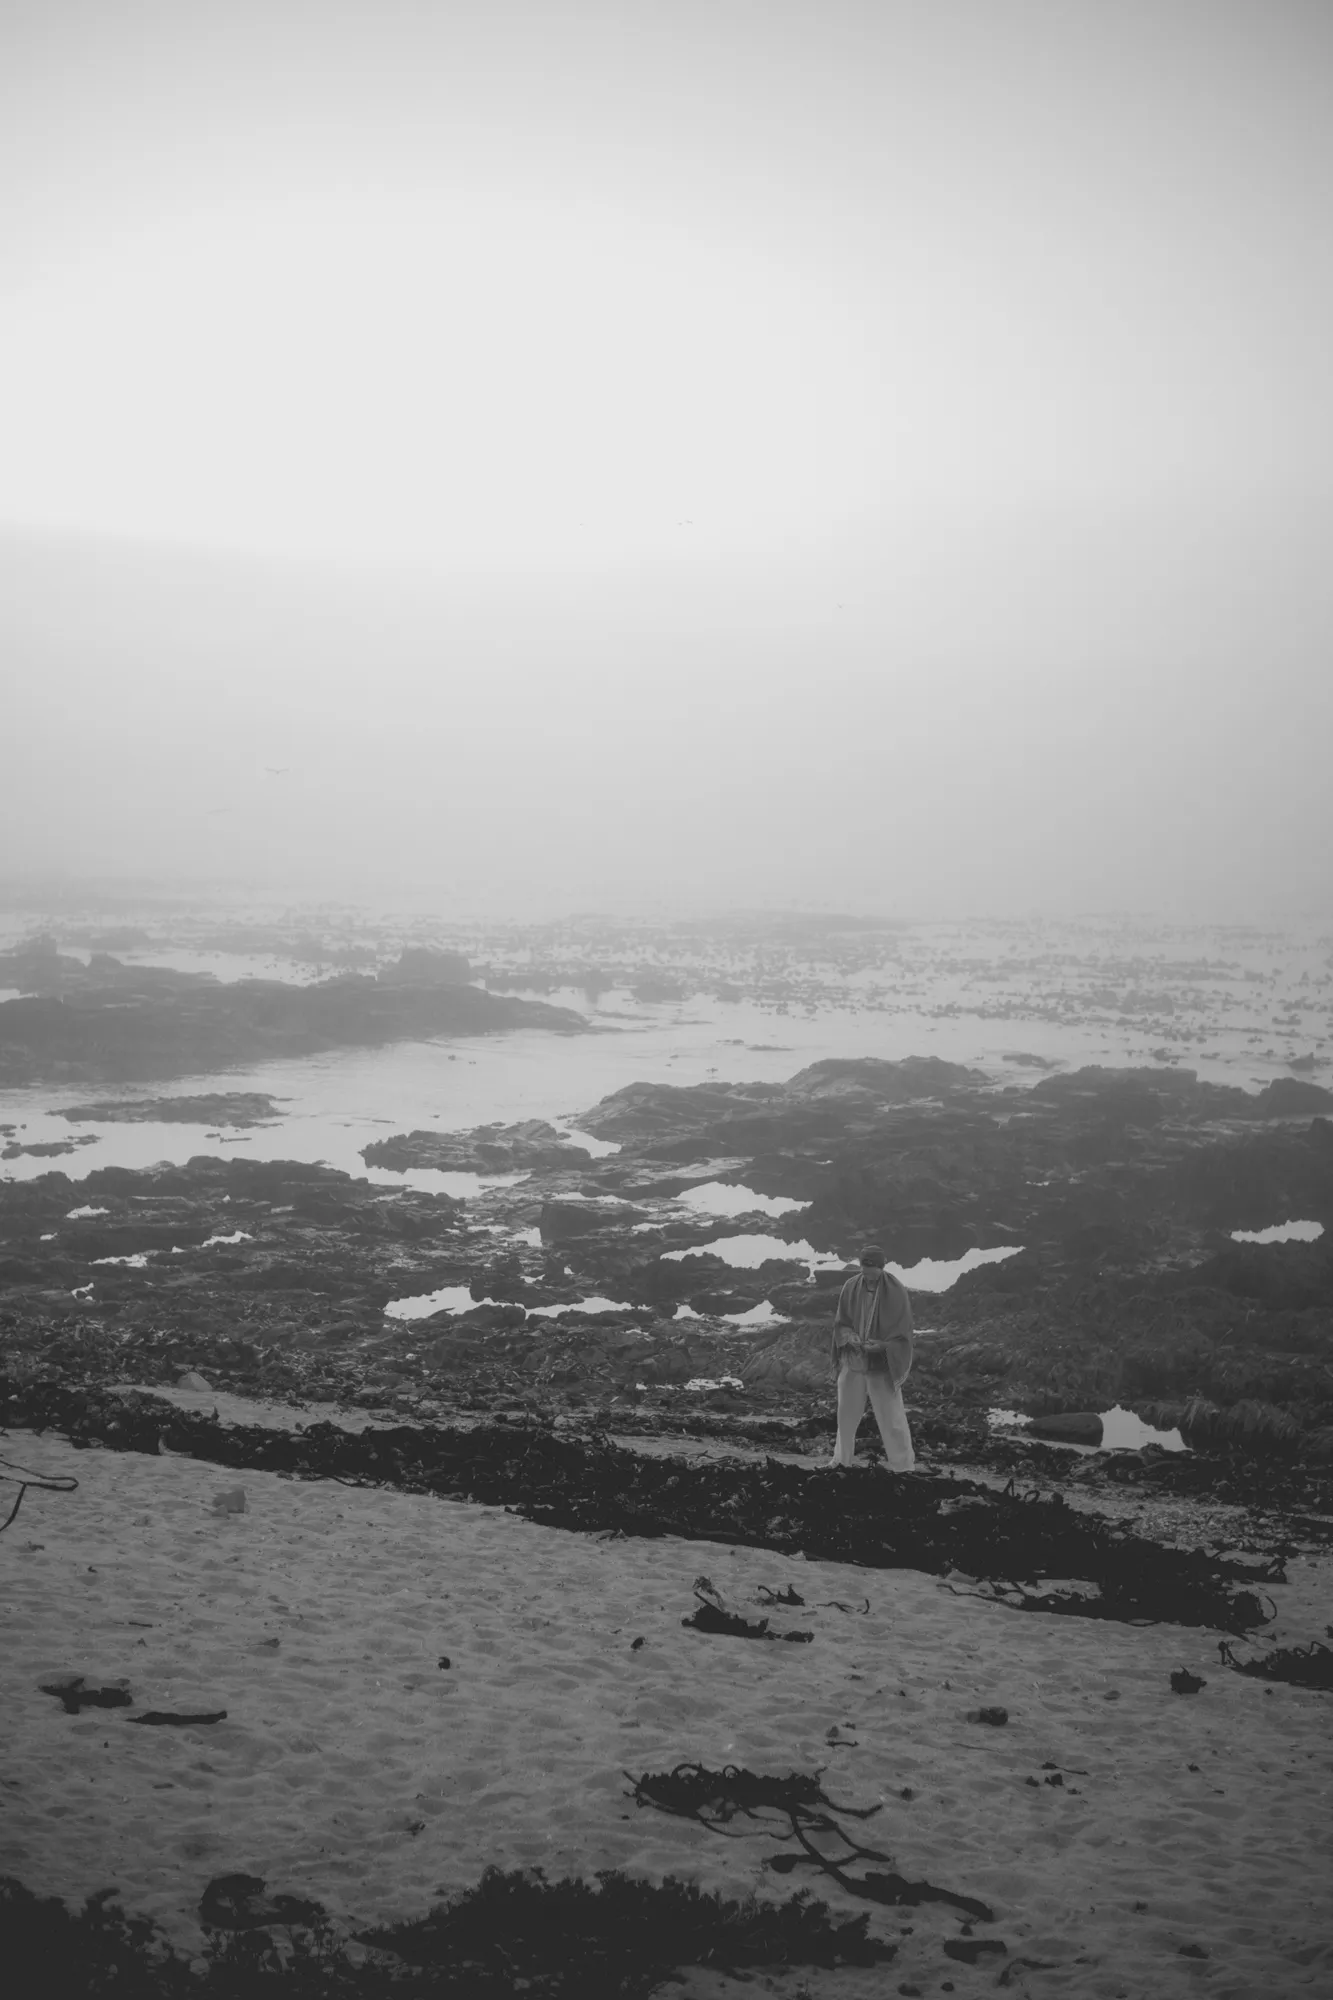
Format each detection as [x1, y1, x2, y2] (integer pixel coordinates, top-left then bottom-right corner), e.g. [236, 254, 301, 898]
[681, 1599, 813, 1641]
[130, 1709, 228, 1727]
[38, 1677, 225, 1727]
[2, 1380, 1278, 1631]
[627, 1763, 993, 1923]
[1218, 1639, 1333, 1689]
[1, 1867, 895, 1997]
[681, 1575, 813, 1641]
[0, 1449, 78, 1534]
[39, 1677, 132, 1715]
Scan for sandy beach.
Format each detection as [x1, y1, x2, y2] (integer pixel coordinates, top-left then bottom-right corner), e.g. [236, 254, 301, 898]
[4, 1398, 1331, 1999]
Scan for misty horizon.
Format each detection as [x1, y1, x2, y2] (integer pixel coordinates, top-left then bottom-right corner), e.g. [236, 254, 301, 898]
[3, 2, 1331, 924]
[4, 510, 1330, 926]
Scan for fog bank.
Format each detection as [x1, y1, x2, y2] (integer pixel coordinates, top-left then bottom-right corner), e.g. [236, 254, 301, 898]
[3, 2, 1331, 919]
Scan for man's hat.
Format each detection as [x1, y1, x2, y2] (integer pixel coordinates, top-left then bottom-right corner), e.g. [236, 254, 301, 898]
[859, 1245, 887, 1268]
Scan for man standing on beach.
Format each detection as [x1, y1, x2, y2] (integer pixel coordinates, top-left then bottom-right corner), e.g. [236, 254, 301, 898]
[829, 1246, 915, 1472]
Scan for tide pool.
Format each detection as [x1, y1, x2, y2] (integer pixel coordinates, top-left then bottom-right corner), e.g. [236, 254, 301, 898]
[1230, 1219, 1323, 1244]
[662, 1235, 1025, 1292]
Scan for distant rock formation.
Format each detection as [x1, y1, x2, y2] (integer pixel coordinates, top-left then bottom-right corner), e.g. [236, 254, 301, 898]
[0, 942, 215, 999]
[785, 1056, 987, 1101]
[363, 1121, 589, 1174]
[378, 947, 472, 986]
[57, 1093, 284, 1127]
[0, 967, 587, 1087]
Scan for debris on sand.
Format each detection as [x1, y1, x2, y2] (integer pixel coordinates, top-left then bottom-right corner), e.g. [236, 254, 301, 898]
[0, 1452, 79, 1536]
[628, 1762, 995, 1921]
[38, 1677, 132, 1715]
[129, 1709, 228, 1727]
[1218, 1640, 1333, 1690]
[682, 1576, 813, 1641]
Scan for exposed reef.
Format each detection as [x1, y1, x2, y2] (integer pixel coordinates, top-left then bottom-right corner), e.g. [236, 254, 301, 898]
[3, 1056, 1331, 1498]
[362, 1119, 594, 1174]
[56, 1093, 285, 1127]
[0, 951, 588, 1086]
[2, 1135, 99, 1160]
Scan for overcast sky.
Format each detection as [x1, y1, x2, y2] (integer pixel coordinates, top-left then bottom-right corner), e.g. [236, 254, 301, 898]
[2, 1, 1330, 919]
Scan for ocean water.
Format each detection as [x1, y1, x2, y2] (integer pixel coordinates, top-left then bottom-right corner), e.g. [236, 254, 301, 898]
[989, 1404, 1188, 1454]
[677, 1181, 810, 1220]
[0, 993, 912, 1184]
[661, 1235, 1025, 1292]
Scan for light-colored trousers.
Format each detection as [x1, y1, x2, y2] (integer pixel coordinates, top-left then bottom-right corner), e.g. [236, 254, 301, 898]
[833, 1365, 916, 1471]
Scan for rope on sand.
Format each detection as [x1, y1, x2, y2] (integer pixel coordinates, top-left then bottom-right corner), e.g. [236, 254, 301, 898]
[0, 1453, 78, 1535]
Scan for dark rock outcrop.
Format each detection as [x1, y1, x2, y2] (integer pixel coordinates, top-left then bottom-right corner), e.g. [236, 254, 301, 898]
[57, 1093, 283, 1126]
[1251, 1077, 1333, 1116]
[2, 1137, 98, 1159]
[0, 970, 588, 1086]
[378, 947, 471, 986]
[363, 1121, 590, 1174]
[785, 1055, 987, 1101]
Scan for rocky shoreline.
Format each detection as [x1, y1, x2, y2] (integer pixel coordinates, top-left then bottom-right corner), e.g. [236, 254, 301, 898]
[3, 1054, 1331, 1513]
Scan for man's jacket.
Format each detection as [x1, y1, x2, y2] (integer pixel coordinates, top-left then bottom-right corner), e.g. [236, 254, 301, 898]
[831, 1270, 914, 1386]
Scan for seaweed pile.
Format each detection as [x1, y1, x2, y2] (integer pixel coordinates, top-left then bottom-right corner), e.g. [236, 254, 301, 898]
[0, 1446, 78, 1533]
[680, 1576, 814, 1641]
[2, 1378, 1278, 1631]
[627, 1763, 993, 1921]
[0, 1867, 895, 1998]
[1217, 1639, 1333, 1690]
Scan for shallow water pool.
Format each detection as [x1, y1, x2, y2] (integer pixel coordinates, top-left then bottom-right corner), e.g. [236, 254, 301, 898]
[662, 1235, 1025, 1292]
[989, 1403, 1187, 1453]
[1230, 1219, 1324, 1245]
[677, 1182, 810, 1221]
